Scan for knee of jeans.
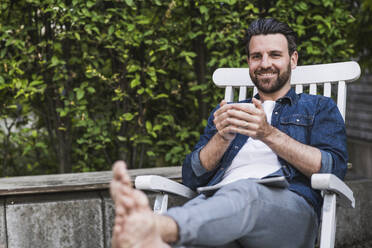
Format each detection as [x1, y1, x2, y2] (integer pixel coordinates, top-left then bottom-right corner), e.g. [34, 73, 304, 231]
[218, 180, 261, 201]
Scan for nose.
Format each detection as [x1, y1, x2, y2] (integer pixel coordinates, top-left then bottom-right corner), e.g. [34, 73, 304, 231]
[260, 54, 271, 69]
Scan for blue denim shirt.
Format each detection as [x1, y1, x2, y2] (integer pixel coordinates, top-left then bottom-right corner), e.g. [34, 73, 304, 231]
[182, 88, 348, 218]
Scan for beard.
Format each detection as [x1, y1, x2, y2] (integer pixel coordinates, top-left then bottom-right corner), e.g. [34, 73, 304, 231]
[250, 62, 292, 94]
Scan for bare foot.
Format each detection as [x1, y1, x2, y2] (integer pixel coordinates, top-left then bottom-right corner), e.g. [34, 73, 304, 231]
[110, 161, 170, 248]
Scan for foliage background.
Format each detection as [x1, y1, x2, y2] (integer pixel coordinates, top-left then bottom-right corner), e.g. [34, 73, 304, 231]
[0, 0, 370, 176]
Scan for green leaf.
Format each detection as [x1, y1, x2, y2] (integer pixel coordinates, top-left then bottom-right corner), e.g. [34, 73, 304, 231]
[200, 5, 208, 15]
[74, 32, 81, 41]
[87, 1, 95, 8]
[30, 80, 44, 87]
[51, 56, 59, 67]
[147, 151, 156, 156]
[153, 93, 168, 99]
[76, 89, 85, 100]
[123, 113, 134, 121]
[125, 0, 133, 6]
[130, 77, 140, 88]
[117, 136, 127, 142]
[146, 121, 152, 131]
[108, 26, 114, 36]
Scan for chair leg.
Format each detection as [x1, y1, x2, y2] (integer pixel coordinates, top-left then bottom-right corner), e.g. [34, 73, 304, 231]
[320, 193, 337, 248]
[154, 193, 168, 214]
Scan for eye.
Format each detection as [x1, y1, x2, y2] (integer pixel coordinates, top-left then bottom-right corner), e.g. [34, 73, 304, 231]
[251, 54, 261, 59]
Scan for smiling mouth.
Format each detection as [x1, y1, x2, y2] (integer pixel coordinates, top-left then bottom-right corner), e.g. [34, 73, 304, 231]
[256, 72, 277, 79]
[258, 73, 276, 76]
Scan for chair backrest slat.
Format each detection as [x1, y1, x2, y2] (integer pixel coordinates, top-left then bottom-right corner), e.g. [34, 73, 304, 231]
[324, 83, 332, 97]
[337, 81, 347, 120]
[213, 61, 361, 120]
[239, 86, 247, 101]
[253, 87, 258, 96]
[295, 85, 303, 94]
[310, 84, 317, 95]
[224, 86, 234, 102]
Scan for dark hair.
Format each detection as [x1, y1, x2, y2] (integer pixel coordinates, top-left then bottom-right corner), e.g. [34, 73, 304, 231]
[244, 18, 297, 56]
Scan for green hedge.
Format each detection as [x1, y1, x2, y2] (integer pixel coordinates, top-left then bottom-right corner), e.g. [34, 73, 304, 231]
[0, 0, 358, 175]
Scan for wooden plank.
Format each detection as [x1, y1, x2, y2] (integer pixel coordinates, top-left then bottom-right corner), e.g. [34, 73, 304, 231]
[347, 104, 372, 114]
[347, 94, 372, 104]
[348, 84, 372, 94]
[0, 166, 182, 196]
[346, 112, 372, 122]
[347, 130, 372, 141]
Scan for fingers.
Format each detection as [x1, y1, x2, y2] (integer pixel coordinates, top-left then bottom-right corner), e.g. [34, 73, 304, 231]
[252, 98, 264, 110]
[220, 100, 227, 107]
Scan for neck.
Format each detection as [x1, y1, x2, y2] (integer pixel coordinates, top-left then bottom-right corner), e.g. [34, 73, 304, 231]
[258, 83, 291, 101]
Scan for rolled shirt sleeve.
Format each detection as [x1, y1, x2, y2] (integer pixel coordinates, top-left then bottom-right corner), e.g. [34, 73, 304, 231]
[190, 146, 209, 177]
[318, 149, 333, 174]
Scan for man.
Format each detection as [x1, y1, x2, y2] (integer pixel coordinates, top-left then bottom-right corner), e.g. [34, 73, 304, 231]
[110, 18, 347, 248]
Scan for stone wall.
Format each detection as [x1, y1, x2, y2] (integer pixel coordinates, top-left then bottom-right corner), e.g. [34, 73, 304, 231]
[0, 167, 371, 247]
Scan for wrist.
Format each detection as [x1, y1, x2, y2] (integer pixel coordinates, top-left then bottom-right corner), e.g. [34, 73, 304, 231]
[216, 132, 233, 143]
[261, 125, 277, 144]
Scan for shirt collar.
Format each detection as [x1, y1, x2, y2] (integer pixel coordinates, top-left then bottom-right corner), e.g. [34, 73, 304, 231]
[253, 87, 298, 105]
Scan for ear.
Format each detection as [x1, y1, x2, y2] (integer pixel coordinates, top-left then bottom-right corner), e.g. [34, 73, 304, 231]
[290, 51, 298, 69]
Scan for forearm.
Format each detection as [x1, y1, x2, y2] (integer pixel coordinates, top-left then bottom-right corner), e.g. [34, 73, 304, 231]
[262, 127, 322, 178]
[199, 133, 232, 171]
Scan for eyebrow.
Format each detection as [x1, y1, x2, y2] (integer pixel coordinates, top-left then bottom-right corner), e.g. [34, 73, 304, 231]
[249, 50, 284, 56]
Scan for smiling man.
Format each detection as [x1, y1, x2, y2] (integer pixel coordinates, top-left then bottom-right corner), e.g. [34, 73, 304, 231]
[110, 18, 348, 248]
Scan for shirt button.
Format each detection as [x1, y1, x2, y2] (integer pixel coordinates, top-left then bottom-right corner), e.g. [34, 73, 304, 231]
[296, 119, 300, 122]
[234, 146, 239, 149]
[274, 112, 278, 115]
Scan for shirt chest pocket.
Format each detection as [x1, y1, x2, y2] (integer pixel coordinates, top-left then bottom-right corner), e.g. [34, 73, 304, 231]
[280, 114, 314, 126]
[279, 114, 314, 143]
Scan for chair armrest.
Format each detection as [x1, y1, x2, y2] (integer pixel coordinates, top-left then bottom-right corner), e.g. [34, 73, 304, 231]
[311, 173, 355, 208]
[135, 175, 197, 199]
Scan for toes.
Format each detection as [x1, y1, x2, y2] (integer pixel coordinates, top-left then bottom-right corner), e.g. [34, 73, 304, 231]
[112, 160, 127, 179]
[117, 196, 136, 211]
[132, 189, 150, 209]
[112, 160, 132, 186]
[110, 160, 133, 202]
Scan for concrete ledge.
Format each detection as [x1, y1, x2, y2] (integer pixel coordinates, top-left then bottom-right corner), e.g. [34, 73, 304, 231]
[6, 192, 104, 248]
[0, 167, 371, 247]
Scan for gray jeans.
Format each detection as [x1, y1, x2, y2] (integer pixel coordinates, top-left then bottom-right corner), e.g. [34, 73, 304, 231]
[166, 179, 318, 248]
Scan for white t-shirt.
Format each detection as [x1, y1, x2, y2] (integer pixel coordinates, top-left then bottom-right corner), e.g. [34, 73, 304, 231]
[220, 100, 281, 185]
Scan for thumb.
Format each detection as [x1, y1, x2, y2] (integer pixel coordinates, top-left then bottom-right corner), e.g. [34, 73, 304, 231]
[252, 98, 263, 110]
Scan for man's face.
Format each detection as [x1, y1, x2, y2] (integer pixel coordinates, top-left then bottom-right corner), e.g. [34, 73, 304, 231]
[247, 34, 298, 94]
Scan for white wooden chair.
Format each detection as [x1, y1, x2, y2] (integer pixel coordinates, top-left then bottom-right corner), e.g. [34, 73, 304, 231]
[135, 61, 361, 248]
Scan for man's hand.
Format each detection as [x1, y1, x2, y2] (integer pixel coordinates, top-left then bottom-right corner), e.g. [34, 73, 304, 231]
[213, 100, 237, 141]
[214, 98, 274, 140]
[200, 98, 275, 171]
